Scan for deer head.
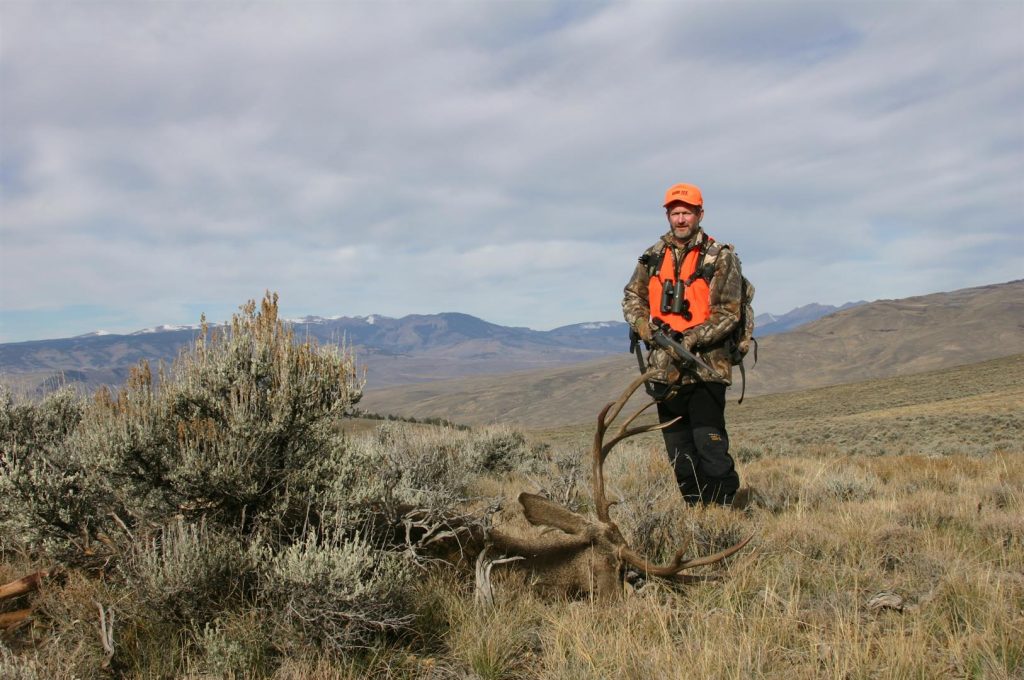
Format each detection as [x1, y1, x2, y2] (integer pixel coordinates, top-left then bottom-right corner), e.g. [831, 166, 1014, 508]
[481, 370, 753, 600]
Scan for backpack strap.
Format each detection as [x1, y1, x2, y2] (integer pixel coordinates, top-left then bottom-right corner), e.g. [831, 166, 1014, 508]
[629, 328, 677, 400]
[638, 243, 668, 279]
[737, 361, 747, 404]
[735, 337, 758, 405]
[685, 238, 730, 285]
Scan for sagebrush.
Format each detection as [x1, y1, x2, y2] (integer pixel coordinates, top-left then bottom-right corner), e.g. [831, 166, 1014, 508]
[0, 293, 520, 676]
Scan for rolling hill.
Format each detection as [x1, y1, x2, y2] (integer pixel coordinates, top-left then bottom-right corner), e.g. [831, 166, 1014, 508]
[358, 280, 1024, 427]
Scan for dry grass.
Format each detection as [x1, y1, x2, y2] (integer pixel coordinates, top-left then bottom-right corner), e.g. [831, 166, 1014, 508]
[420, 355, 1024, 679]
[438, 446, 1021, 679]
[4, 355, 1022, 678]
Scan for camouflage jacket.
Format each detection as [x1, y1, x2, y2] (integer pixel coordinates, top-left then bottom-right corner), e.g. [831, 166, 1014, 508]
[622, 229, 743, 386]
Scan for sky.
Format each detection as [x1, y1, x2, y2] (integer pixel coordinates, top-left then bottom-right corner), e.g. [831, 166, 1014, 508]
[1, 1, 1022, 343]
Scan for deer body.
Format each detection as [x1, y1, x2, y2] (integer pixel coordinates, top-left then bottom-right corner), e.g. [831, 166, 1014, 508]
[470, 370, 753, 600]
[486, 493, 628, 599]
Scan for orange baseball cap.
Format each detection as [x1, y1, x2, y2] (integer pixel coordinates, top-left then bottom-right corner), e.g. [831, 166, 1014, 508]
[663, 183, 703, 208]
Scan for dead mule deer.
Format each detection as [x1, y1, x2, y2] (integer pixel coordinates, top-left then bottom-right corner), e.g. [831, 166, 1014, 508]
[479, 370, 753, 600]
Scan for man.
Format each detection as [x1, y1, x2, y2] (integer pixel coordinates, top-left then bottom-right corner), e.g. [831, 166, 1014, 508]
[622, 183, 743, 506]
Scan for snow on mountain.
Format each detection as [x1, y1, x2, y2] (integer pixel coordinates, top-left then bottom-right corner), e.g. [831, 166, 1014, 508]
[131, 324, 204, 335]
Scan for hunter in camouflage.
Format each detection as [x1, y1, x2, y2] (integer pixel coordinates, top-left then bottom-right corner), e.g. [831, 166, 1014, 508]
[622, 230, 745, 387]
[621, 183, 744, 506]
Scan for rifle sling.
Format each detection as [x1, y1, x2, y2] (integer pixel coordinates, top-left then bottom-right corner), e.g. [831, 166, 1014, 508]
[630, 332, 662, 399]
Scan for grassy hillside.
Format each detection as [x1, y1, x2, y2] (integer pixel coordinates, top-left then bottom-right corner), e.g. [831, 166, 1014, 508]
[354, 353, 1021, 677]
[535, 352, 1024, 454]
[262, 354, 1021, 677]
[745, 279, 1024, 395]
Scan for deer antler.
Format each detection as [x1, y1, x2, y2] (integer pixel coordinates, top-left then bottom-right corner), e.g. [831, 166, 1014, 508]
[617, 534, 754, 577]
[592, 370, 679, 522]
[0, 570, 49, 601]
[0, 569, 51, 630]
[461, 369, 752, 600]
[591, 370, 753, 575]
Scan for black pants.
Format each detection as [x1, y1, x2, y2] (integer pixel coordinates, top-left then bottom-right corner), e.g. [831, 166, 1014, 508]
[657, 381, 740, 506]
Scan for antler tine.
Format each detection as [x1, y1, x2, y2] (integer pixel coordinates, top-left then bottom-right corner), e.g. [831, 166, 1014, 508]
[592, 370, 663, 522]
[0, 570, 49, 602]
[602, 414, 681, 458]
[592, 402, 615, 522]
[602, 370, 659, 428]
[617, 398, 657, 433]
[604, 369, 687, 456]
[618, 533, 754, 577]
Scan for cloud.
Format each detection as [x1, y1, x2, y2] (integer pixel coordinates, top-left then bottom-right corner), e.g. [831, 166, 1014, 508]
[1, 1, 1021, 342]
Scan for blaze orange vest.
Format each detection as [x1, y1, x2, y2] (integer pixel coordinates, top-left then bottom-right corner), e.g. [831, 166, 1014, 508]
[647, 244, 711, 333]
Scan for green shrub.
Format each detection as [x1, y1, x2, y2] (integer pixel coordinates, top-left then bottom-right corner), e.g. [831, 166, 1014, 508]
[357, 421, 474, 510]
[732, 444, 763, 464]
[197, 610, 273, 678]
[1, 294, 365, 562]
[469, 425, 533, 474]
[122, 519, 256, 626]
[263, 529, 415, 651]
[0, 386, 82, 457]
[0, 293, 468, 671]
[534, 444, 587, 512]
[0, 387, 91, 557]
[821, 467, 880, 503]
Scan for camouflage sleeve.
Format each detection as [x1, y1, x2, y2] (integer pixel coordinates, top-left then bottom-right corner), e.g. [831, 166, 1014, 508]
[686, 247, 742, 348]
[621, 258, 651, 329]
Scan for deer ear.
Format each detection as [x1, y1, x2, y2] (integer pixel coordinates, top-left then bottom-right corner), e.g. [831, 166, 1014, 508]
[518, 493, 589, 535]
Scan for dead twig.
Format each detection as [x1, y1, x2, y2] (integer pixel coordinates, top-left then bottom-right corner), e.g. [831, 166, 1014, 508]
[474, 544, 524, 608]
[96, 601, 115, 669]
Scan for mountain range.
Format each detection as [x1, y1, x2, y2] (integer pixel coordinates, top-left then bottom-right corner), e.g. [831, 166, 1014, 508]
[0, 300, 858, 396]
[754, 301, 866, 335]
[7, 278, 1019, 421]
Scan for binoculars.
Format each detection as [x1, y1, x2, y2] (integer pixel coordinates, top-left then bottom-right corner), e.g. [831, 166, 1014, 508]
[659, 279, 692, 320]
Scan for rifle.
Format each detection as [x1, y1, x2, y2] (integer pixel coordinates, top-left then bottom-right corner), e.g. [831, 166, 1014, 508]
[628, 319, 719, 397]
[649, 320, 718, 375]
